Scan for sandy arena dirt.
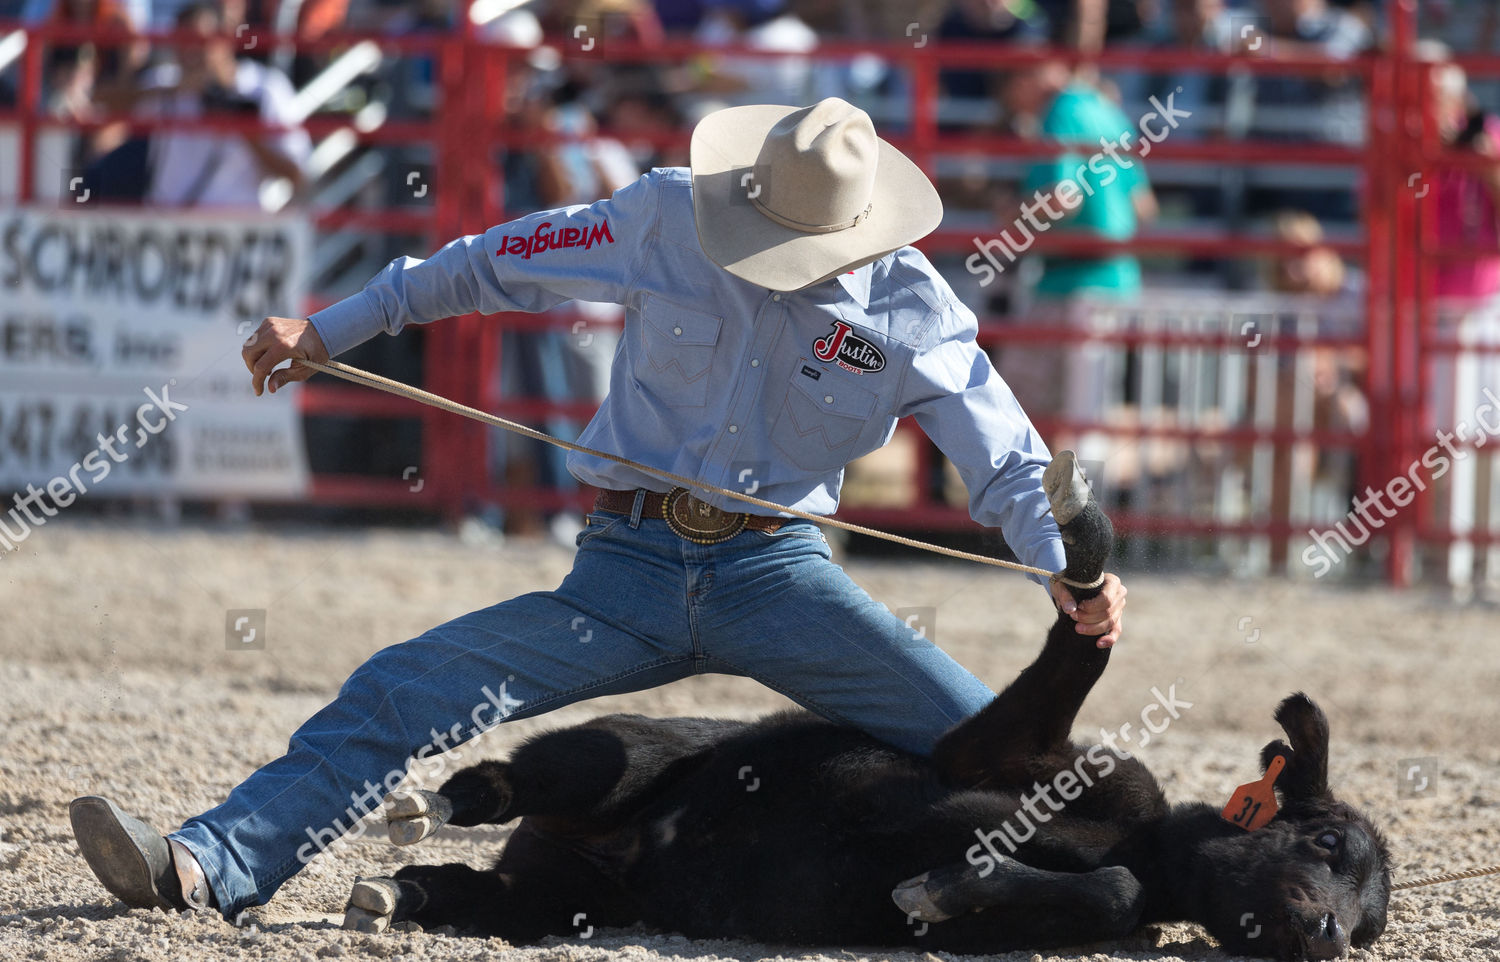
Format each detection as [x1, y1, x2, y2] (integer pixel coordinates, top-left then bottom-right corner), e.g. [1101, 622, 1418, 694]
[0, 521, 1497, 962]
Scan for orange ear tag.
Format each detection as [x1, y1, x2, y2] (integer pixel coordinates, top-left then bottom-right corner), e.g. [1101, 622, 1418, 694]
[1220, 754, 1286, 831]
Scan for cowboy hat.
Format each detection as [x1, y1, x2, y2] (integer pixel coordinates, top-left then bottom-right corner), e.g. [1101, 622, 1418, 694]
[690, 98, 943, 291]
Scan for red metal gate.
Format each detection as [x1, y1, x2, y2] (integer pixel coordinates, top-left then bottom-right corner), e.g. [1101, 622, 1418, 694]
[2, 0, 1492, 586]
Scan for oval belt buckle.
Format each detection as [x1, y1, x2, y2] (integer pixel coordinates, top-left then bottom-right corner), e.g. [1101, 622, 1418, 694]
[663, 487, 748, 544]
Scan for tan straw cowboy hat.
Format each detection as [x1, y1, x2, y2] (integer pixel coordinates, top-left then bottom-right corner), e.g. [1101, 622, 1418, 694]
[690, 97, 944, 291]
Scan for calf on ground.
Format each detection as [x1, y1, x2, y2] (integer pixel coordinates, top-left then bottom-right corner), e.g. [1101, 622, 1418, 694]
[343, 454, 1390, 960]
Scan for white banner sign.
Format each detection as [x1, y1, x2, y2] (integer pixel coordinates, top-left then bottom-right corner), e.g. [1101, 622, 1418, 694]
[0, 206, 312, 498]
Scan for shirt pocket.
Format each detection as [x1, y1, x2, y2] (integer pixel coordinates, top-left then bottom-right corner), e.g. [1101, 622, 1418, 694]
[770, 372, 878, 472]
[637, 294, 723, 408]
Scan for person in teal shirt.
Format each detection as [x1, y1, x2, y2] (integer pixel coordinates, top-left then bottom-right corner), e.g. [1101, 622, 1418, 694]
[1025, 77, 1158, 300]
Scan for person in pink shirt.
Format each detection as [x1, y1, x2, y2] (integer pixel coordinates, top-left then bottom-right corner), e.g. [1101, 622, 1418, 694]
[1421, 41, 1500, 597]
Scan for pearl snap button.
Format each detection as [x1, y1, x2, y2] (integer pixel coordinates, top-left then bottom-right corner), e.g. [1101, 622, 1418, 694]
[750, 359, 760, 367]
[772, 294, 782, 302]
[728, 425, 739, 433]
[673, 326, 683, 335]
[824, 395, 834, 404]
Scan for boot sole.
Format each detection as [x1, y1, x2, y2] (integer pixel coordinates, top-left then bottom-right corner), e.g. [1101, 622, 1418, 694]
[69, 796, 176, 911]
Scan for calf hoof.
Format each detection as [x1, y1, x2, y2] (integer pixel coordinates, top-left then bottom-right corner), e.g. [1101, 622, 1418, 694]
[892, 858, 1006, 923]
[892, 871, 958, 923]
[343, 876, 429, 933]
[385, 790, 453, 846]
[1042, 451, 1113, 599]
[343, 878, 401, 933]
[895, 856, 1044, 921]
[1043, 450, 1092, 526]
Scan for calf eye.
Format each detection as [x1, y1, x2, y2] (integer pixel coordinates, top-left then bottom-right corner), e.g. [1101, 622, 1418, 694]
[1316, 831, 1341, 850]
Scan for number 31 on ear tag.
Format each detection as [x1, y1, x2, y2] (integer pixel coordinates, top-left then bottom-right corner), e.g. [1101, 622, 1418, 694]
[1221, 754, 1286, 831]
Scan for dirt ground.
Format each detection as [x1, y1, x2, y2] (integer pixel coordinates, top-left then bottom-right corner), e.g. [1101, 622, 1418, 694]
[0, 520, 1497, 962]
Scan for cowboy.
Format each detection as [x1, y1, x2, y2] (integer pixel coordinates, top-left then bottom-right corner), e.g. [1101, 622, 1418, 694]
[70, 97, 1127, 920]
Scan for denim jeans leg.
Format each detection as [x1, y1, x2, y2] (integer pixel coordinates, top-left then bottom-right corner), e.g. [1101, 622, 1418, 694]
[694, 524, 996, 756]
[170, 513, 695, 918]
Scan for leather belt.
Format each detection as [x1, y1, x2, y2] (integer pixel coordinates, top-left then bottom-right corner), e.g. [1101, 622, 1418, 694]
[593, 487, 789, 543]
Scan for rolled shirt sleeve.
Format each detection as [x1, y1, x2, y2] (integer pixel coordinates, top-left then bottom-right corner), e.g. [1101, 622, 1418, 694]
[309, 170, 662, 357]
[898, 294, 1068, 587]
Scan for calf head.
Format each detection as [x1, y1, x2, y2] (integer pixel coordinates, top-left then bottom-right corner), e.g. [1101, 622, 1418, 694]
[1201, 694, 1390, 960]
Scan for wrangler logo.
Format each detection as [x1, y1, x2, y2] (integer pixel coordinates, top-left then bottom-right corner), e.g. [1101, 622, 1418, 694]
[497, 220, 615, 259]
[812, 321, 885, 375]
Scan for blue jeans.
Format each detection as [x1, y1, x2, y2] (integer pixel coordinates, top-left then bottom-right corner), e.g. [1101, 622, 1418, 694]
[171, 498, 995, 918]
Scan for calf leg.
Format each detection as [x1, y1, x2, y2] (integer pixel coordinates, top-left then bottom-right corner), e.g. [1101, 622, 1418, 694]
[387, 715, 746, 845]
[933, 452, 1116, 785]
[345, 823, 635, 940]
[892, 856, 1143, 953]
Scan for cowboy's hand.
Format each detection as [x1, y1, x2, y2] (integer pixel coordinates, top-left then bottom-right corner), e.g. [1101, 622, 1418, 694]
[242, 316, 328, 396]
[1051, 573, 1126, 649]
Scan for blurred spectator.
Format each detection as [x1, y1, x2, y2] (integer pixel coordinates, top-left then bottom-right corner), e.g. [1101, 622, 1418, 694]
[1417, 41, 1500, 593]
[1039, 0, 1155, 53]
[532, 0, 666, 126]
[1143, 0, 1236, 118]
[1241, 0, 1371, 139]
[1130, 0, 1250, 253]
[223, 0, 355, 87]
[1260, 209, 1367, 564]
[933, 0, 1152, 115]
[784, 0, 896, 104]
[993, 66, 1156, 438]
[125, 0, 310, 206]
[1165, 0, 1233, 47]
[992, 58, 1070, 136]
[543, 0, 665, 46]
[690, 0, 816, 106]
[1426, 51, 1500, 301]
[1269, 209, 1357, 301]
[35, 0, 148, 125]
[1250, 0, 1372, 59]
[1233, 0, 1371, 223]
[1023, 69, 1157, 304]
[18, 0, 149, 197]
[937, 0, 1042, 106]
[603, 87, 687, 168]
[378, 0, 458, 117]
[1325, 0, 1375, 32]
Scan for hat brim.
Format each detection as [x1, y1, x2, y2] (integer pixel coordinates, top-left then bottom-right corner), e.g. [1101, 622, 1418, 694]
[690, 104, 943, 292]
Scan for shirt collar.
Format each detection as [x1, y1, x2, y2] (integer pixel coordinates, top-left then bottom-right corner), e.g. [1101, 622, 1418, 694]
[836, 263, 872, 308]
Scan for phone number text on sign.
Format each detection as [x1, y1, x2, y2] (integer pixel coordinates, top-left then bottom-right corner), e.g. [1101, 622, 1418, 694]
[0, 397, 176, 479]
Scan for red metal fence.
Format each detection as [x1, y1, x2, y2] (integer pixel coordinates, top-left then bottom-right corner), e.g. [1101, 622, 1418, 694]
[3, 0, 1495, 586]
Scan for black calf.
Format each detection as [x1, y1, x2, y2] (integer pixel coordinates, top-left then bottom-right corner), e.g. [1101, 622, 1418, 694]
[343, 454, 1389, 959]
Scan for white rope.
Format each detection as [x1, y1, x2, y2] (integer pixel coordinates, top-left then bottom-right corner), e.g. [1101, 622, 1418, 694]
[299, 359, 1104, 589]
[1393, 863, 1500, 892]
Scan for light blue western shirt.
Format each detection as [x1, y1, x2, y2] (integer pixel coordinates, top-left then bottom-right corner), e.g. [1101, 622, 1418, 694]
[309, 167, 1066, 581]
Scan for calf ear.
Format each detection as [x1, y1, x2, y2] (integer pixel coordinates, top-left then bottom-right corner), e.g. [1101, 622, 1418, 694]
[1260, 693, 1330, 802]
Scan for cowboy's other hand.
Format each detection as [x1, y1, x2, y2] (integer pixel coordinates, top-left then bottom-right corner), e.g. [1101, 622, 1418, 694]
[242, 316, 328, 396]
[1051, 573, 1126, 649]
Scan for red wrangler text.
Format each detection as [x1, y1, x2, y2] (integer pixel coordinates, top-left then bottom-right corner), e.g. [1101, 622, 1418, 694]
[496, 220, 615, 259]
